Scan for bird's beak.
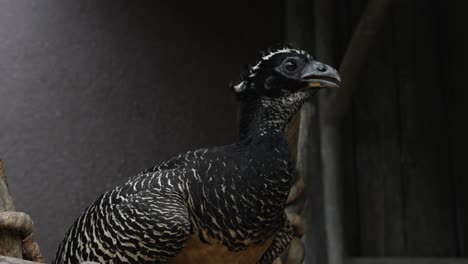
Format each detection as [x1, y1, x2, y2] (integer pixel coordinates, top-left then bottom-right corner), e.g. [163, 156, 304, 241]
[300, 60, 341, 89]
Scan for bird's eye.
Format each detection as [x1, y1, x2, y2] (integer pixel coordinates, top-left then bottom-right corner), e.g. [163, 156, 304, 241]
[284, 60, 297, 72]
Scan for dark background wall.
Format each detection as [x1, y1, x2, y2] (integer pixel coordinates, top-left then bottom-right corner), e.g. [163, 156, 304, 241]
[336, 0, 468, 258]
[0, 1, 284, 260]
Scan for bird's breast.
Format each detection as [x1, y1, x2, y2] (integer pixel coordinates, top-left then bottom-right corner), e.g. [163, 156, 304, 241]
[168, 232, 273, 264]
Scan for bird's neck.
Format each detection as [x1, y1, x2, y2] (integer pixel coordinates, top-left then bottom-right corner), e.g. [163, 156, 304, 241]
[238, 92, 311, 141]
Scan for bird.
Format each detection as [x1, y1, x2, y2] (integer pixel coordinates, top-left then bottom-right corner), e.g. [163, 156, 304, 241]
[53, 44, 340, 264]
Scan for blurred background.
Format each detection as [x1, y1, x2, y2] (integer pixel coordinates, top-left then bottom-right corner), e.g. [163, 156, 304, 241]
[0, 0, 467, 263]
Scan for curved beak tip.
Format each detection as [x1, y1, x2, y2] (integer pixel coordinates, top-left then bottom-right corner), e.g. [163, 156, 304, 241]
[301, 62, 341, 89]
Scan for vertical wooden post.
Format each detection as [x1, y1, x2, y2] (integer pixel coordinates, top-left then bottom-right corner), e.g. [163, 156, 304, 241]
[323, 0, 394, 124]
[285, 0, 392, 263]
[285, 0, 330, 263]
[313, 0, 346, 263]
[317, 1, 393, 263]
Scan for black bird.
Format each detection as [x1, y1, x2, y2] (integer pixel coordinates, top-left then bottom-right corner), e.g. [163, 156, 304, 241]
[53, 45, 340, 264]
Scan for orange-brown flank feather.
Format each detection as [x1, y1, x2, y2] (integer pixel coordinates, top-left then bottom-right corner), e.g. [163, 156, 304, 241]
[169, 234, 273, 264]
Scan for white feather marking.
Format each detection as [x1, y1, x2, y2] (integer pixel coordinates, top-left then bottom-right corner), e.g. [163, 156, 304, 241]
[262, 48, 302, 60]
[233, 81, 245, 92]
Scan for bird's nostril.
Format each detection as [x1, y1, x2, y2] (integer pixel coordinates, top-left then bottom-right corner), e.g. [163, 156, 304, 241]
[316, 64, 326, 72]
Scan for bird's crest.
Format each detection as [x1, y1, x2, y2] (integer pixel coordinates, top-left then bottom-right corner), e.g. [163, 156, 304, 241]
[230, 44, 312, 94]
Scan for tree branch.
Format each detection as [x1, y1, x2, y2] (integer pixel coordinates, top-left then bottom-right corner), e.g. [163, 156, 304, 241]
[0, 161, 44, 262]
[0, 255, 42, 264]
[0, 160, 23, 259]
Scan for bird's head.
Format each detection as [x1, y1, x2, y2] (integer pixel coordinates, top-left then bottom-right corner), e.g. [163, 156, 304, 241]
[231, 45, 340, 101]
[232, 45, 340, 138]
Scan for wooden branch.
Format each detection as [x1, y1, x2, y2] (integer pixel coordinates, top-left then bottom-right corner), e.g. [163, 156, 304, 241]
[286, 211, 305, 237]
[0, 256, 100, 264]
[286, 237, 305, 264]
[0, 255, 42, 264]
[0, 160, 23, 259]
[0, 161, 44, 262]
[286, 176, 304, 205]
[0, 212, 33, 238]
[0, 161, 15, 213]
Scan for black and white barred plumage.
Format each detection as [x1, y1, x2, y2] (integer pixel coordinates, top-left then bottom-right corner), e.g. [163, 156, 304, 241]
[53, 45, 340, 264]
